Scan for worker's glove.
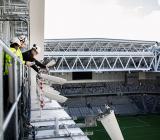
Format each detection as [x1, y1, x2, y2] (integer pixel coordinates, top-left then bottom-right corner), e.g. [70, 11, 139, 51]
[26, 61, 35, 67]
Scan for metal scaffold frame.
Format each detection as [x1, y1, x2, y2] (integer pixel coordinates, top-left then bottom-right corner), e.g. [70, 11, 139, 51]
[0, 0, 29, 16]
[0, 0, 29, 44]
[44, 39, 160, 72]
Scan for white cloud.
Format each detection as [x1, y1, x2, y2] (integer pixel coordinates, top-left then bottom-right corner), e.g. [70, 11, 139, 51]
[45, 0, 160, 41]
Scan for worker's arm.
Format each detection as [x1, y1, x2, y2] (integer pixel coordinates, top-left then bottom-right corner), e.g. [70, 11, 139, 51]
[33, 58, 46, 69]
[30, 65, 40, 73]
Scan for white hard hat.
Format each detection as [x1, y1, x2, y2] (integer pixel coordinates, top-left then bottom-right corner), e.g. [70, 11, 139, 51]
[10, 37, 21, 46]
[32, 44, 41, 54]
[18, 35, 27, 43]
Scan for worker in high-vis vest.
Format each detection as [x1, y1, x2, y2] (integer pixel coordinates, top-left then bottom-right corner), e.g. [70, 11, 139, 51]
[9, 37, 24, 62]
[3, 37, 24, 112]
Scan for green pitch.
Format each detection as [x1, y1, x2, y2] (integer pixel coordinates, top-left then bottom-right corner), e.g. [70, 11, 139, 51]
[80, 115, 160, 140]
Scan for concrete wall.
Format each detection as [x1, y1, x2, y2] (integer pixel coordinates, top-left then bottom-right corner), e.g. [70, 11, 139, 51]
[52, 72, 73, 81]
[52, 71, 160, 82]
[92, 72, 125, 81]
[138, 72, 160, 80]
[144, 72, 160, 80]
[53, 72, 125, 82]
[139, 72, 146, 80]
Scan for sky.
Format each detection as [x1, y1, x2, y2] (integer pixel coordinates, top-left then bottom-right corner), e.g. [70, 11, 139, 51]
[45, 0, 160, 41]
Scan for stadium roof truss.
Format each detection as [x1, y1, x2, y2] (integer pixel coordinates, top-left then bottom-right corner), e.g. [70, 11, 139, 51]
[44, 39, 160, 73]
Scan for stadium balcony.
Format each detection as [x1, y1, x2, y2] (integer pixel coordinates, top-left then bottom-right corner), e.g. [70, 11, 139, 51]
[52, 80, 160, 97]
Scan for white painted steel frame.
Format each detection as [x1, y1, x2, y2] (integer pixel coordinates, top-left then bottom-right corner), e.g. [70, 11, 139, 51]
[44, 39, 158, 72]
[45, 39, 156, 52]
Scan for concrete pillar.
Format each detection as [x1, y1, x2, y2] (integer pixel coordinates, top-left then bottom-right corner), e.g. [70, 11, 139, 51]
[30, 0, 44, 59]
[139, 72, 146, 80]
[29, 0, 45, 101]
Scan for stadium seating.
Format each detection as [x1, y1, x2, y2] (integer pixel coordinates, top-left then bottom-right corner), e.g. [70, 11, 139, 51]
[52, 80, 160, 96]
[53, 80, 160, 118]
[64, 96, 141, 117]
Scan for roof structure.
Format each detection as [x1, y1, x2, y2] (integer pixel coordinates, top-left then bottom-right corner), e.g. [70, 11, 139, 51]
[44, 38, 160, 72]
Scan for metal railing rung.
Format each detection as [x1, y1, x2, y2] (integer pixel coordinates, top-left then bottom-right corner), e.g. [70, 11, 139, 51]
[2, 92, 22, 131]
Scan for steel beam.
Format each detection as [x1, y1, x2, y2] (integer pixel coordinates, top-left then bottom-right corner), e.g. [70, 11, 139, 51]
[44, 39, 160, 72]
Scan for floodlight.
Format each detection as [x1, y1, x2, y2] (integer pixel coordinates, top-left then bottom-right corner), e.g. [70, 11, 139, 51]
[97, 106, 124, 140]
[46, 59, 56, 67]
[43, 84, 60, 95]
[44, 91, 68, 103]
[40, 73, 67, 84]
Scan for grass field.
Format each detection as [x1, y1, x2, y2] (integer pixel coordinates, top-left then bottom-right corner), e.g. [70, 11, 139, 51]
[79, 115, 160, 140]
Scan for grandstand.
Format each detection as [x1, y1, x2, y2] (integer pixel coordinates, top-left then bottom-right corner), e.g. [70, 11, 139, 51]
[43, 39, 160, 140]
[44, 39, 160, 119]
[52, 80, 160, 96]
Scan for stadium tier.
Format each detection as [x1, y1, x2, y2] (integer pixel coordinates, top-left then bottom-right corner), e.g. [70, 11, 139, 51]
[63, 95, 160, 118]
[52, 80, 160, 96]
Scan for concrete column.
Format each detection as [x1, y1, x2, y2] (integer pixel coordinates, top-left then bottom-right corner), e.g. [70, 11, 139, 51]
[139, 72, 146, 80]
[29, 0, 45, 101]
[30, 0, 44, 59]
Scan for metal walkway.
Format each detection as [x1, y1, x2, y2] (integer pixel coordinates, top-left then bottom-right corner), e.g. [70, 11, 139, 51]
[30, 86, 89, 140]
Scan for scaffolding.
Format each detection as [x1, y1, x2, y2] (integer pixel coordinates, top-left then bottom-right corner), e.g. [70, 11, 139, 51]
[0, 0, 29, 44]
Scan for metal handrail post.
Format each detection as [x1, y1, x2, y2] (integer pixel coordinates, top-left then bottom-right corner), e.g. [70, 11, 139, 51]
[13, 58, 19, 140]
[0, 46, 4, 140]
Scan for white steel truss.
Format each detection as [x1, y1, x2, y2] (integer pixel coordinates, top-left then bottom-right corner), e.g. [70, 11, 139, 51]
[44, 39, 160, 72]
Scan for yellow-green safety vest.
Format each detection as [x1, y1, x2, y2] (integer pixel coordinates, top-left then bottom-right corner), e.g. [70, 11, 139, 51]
[3, 48, 24, 75]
